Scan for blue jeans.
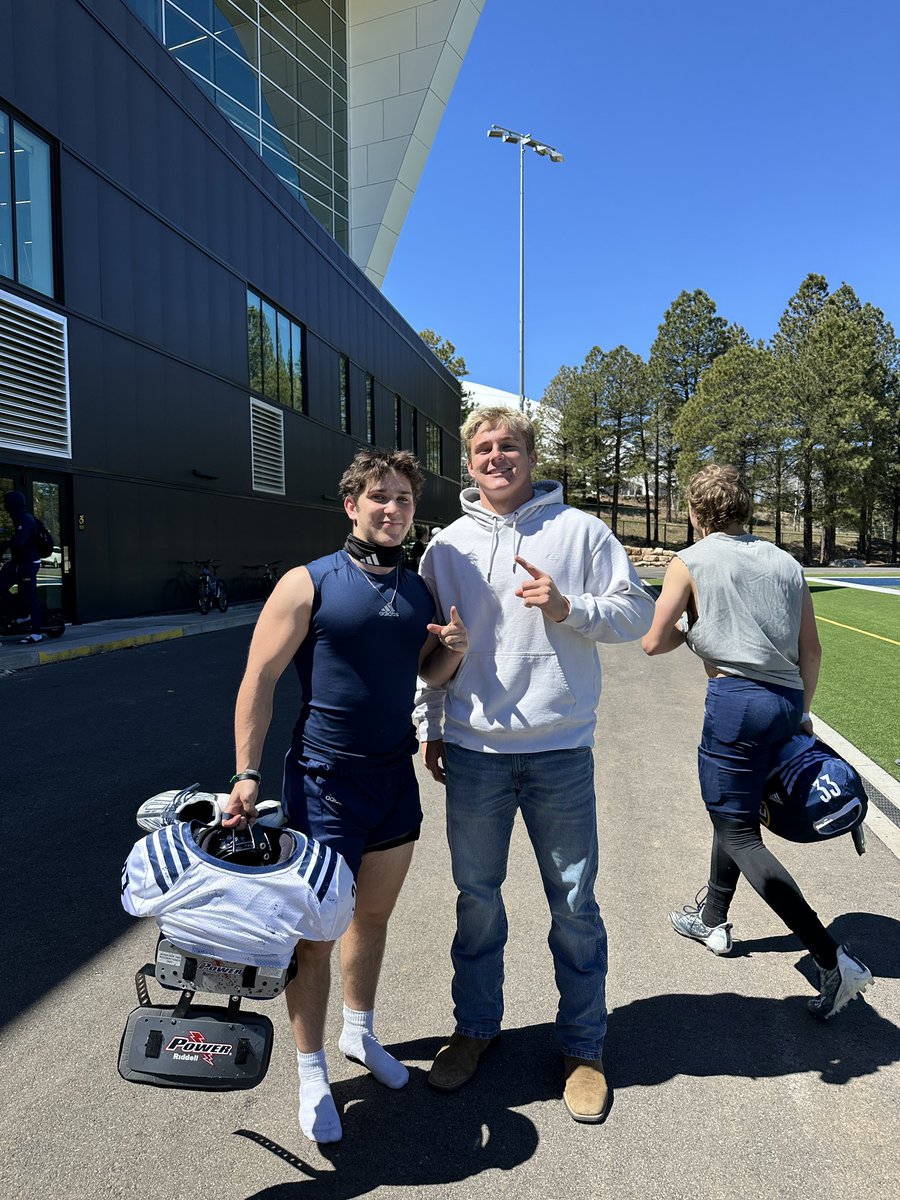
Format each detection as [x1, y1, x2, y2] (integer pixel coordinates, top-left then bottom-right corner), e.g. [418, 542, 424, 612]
[444, 744, 607, 1060]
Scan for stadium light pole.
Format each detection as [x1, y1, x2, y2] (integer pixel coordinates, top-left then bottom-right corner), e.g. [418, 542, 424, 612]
[487, 125, 564, 411]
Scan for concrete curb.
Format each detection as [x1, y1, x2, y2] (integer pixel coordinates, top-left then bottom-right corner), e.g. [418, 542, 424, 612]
[811, 713, 900, 861]
[2, 602, 263, 672]
[36, 627, 184, 665]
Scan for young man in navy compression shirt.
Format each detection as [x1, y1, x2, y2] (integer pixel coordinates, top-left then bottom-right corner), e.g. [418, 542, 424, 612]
[225, 448, 466, 1143]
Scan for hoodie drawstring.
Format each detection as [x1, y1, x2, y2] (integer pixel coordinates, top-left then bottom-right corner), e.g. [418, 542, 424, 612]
[485, 512, 523, 583]
[511, 511, 523, 565]
[486, 519, 500, 583]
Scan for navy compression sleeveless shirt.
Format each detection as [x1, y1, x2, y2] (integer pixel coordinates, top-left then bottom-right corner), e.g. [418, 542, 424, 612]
[292, 550, 435, 765]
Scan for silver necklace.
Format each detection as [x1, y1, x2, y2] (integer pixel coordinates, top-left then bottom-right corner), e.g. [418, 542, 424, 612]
[347, 554, 400, 617]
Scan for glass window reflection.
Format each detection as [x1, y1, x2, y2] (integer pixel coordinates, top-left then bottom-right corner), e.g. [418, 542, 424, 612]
[0, 113, 12, 281]
[130, 0, 350, 245]
[212, 0, 259, 67]
[295, 1, 331, 44]
[216, 90, 260, 142]
[212, 40, 259, 112]
[173, 0, 213, 26]
[331, 13, 346, 61]
[247, 289, 263, 391]
[248, 287, 307, 415]
[165, 5, 213, 77]
[426, 420, 442, 474]
[291, 320, 304, 412]
[276, 310, 292, 404]
[13, 122, 54, 297]
[261, 300, 279, 401]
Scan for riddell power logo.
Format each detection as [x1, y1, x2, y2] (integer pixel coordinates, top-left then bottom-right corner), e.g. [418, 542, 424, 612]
[165, 1029, 234, 1067]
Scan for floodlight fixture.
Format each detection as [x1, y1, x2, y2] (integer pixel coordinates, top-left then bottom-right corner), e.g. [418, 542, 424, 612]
[486, 124, 565, 410]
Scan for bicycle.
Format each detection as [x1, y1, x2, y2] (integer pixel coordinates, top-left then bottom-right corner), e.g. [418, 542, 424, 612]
[183, 559, 228, 615]
[243, 559, 282, 599]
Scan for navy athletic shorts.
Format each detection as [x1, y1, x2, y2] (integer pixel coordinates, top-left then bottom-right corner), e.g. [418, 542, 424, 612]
[698, 676, 804, 819]
[282, 750, 422, 877]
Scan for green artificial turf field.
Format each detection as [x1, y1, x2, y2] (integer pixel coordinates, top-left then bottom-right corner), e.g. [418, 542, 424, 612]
[807, 583, 899, 781]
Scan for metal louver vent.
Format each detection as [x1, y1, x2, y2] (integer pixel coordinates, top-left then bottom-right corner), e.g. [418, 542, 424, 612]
[0, 288, 71, 458]
[250, 398, 285, 494]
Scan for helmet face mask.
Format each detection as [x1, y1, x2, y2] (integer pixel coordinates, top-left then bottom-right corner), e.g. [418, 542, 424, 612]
[196, 823, 290, 867]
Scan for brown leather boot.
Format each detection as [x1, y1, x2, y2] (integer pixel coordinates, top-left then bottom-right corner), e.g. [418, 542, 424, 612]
[563, 1056, 613, 1124]
[428, 1033, 499, 1091]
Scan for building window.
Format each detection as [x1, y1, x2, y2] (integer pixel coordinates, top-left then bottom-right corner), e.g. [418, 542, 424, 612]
[393, 394, 402, 449]
[0, 108, 56, 298]
[365, 374, 375, 444]
[125, 1, 350, 252]
[339, 353, 350, 433]
[247, 288, 304, 412]
[426, 419, 442, 475]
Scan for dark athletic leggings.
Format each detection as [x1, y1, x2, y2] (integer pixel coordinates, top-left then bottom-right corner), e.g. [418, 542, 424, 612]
[701, 812, 838, 969]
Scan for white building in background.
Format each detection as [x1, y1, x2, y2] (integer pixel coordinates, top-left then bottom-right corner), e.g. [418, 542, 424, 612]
[464, 380, 540, 418]
[349, 0, 484, 287]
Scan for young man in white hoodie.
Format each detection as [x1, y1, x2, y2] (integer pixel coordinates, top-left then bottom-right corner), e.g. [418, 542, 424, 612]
[417, 407, 654, 1124]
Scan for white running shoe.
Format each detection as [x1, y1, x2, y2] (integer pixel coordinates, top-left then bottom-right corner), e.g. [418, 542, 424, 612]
[136, 784, 286, 831]
[808, 946, 874, 1020]
[669, 889, 733, 955]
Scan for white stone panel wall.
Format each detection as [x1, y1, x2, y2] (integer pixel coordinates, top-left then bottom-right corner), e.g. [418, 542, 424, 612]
[348, 0, 484, 287]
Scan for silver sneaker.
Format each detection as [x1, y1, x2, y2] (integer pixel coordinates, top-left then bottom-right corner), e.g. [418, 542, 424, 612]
[808, 946, 873, 1020]
[137, 784, 287, 832]
[669, 890, 733, 955]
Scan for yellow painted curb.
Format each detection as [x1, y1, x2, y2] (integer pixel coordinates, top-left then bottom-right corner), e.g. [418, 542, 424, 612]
[37, 628, 184, 664]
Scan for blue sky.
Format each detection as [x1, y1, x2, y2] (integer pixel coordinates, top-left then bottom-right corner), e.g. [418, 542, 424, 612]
[383, 0, 900, 400]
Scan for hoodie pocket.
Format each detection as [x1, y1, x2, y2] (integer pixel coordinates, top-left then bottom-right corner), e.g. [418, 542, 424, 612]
[450, 652, 577, 731]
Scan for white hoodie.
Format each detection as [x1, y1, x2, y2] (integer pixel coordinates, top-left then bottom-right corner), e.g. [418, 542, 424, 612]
[417, 481, 654, 753]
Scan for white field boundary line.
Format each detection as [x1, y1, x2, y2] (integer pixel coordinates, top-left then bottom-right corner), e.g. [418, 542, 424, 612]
[806, 577, 900, 596]
[811, 714, 900, 861]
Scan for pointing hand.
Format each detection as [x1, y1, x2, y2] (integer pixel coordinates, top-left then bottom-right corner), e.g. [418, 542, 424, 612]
[427, 605, 468, 655]
[514, 556, 570, 623]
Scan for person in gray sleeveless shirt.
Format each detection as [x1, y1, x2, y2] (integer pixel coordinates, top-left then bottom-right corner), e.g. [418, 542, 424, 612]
[642, 464, 872, 1021]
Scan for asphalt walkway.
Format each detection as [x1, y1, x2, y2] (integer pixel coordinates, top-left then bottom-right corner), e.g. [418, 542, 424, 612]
[2, 600, 898, 1200]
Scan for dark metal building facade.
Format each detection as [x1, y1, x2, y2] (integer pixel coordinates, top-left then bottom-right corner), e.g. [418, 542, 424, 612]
[0, 0, 461, 623]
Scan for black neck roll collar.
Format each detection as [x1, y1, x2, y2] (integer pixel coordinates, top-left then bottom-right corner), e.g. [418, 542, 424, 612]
[344, 535, 405, 568]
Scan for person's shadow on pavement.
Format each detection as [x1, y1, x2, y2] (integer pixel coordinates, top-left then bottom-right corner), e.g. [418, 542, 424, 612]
[729, 911, 900, 977]
[607, 911, 900, 1089]
[239, 1025, 562, 1199]
[238, 913, 898, 1196]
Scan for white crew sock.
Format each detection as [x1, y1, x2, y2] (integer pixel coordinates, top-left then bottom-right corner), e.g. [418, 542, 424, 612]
[338, 1005, 409, 1089]
[296, 1049, 342, 1143]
